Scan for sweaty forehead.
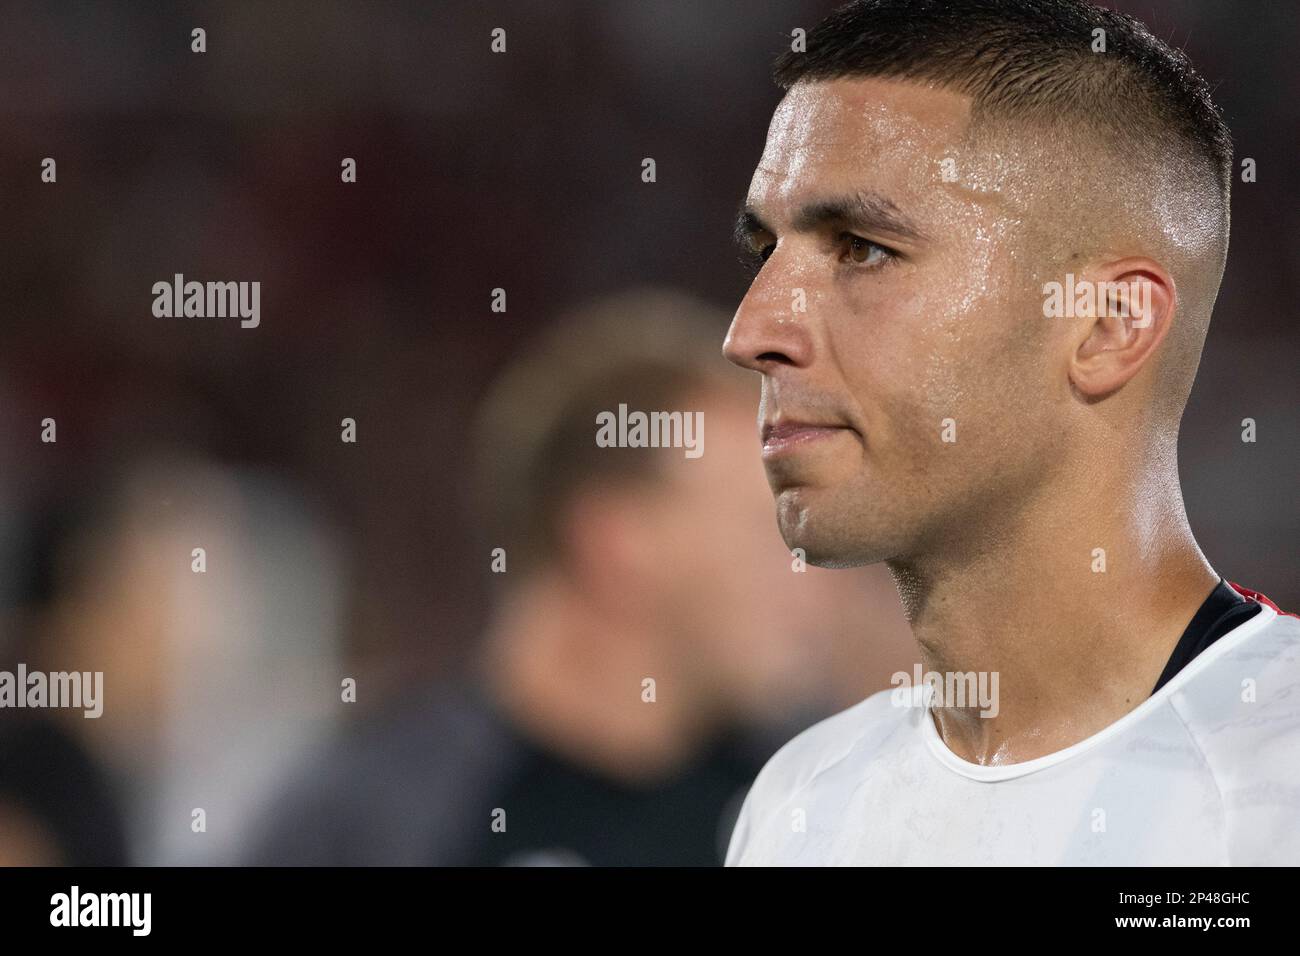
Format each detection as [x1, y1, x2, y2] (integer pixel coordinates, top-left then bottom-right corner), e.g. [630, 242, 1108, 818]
[770, 77, 973, 147]
[749, 77, 1010, 221]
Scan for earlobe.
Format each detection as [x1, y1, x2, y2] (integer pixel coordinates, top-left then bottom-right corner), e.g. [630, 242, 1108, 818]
[1067, 258, 1174, 401]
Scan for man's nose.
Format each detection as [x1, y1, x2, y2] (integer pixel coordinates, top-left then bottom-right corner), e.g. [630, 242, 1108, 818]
[722, 253, 815, 372]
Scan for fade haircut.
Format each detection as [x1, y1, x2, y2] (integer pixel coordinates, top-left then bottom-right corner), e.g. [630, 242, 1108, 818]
[773, 0, 1233, 209]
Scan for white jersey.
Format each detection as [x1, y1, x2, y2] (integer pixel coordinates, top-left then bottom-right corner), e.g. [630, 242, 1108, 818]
[726, 601, 1300, 865]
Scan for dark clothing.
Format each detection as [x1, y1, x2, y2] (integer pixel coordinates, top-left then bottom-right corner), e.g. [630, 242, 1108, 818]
[450, 710, 759, 866]
[1151, 578, 1262, 695]
[0, 716, 129, 866]
[248, 680, 777, 866]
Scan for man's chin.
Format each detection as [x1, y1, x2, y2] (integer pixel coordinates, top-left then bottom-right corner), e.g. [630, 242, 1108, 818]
[775, 493, 878, 569]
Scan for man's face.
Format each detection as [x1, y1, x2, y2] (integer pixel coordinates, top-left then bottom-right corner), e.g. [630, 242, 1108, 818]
[639, 386, 909, 718]
[724, 77, 1059, 567]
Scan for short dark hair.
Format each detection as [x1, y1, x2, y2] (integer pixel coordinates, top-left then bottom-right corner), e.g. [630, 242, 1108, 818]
[773, 0, 1233, 201]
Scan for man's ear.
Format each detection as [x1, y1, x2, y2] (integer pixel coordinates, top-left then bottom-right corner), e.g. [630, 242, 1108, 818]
[1068, 256, 1176, 402]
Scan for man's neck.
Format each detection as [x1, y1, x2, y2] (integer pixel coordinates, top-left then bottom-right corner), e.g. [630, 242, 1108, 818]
[887, 476, 1218, 766]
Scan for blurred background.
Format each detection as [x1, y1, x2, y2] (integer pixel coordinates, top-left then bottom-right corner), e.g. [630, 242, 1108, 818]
[0, 0, 1294, 865]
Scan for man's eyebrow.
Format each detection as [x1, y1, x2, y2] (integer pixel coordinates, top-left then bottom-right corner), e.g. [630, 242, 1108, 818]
[734, 190, 926, 248]
[733, 207, 771, 250]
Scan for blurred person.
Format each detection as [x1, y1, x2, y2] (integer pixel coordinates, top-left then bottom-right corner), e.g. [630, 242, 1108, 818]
[0, 504, 128, 866]
[0, 717, 128, 866]
[723, 0, 1298, 865]
[0, 462, 344, 865]
[248, 288, 913, 866]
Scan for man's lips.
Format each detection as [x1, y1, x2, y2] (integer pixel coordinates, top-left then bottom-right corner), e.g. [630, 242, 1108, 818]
[761, 420, 854, 457]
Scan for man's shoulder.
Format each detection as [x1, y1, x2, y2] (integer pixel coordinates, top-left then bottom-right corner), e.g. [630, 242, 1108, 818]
[1169, 606, 1300, 766]
[1174, 605, 1300, 705]
[245, 680, 521, 865]
[1166, 606, 1300, 862]
[736, 688, 909, 818]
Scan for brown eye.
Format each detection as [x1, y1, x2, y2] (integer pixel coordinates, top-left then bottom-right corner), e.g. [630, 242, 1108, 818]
[841, 232, 898, 269]
[848, 235, 882, 264]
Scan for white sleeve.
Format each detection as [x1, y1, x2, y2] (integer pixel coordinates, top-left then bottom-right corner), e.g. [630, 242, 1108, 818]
[723, 783, 757, 866]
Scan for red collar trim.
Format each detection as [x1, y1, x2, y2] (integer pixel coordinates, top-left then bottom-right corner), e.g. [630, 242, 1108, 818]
[1228, 581, 1298, 618]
